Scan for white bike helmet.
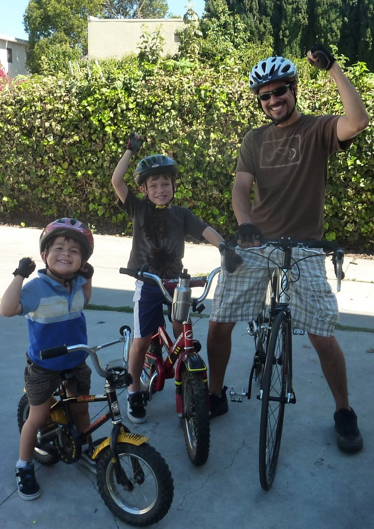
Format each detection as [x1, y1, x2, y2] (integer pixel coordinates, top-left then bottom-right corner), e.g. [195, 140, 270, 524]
[249, 56, 298, 93]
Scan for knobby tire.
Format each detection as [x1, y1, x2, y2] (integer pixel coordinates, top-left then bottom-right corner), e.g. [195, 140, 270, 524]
[259, 311, 289, 490]
[17, 393, 61, 466]
[181, 370, 210, 466]
[96, 442, 174, 526]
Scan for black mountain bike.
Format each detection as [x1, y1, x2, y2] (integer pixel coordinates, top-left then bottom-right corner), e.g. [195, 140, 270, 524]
[227, 238, 343, 491]
[17, 326, 174, 526]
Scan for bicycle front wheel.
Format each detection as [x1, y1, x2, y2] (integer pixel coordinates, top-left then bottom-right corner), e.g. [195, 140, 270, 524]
[96, 442, 174, 526]
[181, 370, 210, 466]
[250, 272, 277, 386]
[259, 311, 289, 491]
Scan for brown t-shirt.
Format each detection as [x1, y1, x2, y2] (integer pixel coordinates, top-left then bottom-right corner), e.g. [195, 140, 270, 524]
[236, 114, 350, 240]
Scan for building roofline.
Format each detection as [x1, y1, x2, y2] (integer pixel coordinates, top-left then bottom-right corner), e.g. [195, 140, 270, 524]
[88, 17, 183, 23]
[0, 33, 29, 45]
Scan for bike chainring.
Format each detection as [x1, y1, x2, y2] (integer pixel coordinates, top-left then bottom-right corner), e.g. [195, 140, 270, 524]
[54, 426, 82, 463]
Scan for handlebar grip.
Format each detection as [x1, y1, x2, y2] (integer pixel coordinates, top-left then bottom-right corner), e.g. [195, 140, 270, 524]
[119, 267, 139, 278]
[305, 240, 339, 252]
[40, 345, 68, 359]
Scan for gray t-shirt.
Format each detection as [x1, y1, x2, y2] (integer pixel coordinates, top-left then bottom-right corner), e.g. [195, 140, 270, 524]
[236, 114, 351, 240]
[119, 189, 208, 278]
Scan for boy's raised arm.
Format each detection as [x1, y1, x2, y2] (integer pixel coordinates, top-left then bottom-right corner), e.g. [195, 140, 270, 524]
[111, 133, 144, 204]
[0, 258, 36, 317]
[111, 150, 132, 204]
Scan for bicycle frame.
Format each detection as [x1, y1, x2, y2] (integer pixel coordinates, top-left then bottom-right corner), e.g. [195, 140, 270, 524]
[145, 317, 207, 415]
[36, 328, 149, 463]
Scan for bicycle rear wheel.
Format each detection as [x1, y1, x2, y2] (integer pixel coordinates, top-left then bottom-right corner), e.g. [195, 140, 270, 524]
[181, 370, 210, 466]
[17, 394, 61, 466]
[259, 311, 289, 490]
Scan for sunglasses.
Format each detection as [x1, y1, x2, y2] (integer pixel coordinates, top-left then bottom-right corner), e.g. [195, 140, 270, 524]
[257, 83, 292, 101]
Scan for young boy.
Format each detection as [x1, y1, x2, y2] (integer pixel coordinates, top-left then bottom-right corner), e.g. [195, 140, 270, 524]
[0, 218, 95, 500]
[112, 134, 224, 423]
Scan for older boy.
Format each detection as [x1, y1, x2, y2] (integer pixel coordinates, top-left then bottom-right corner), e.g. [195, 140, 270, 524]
[112, 135, 224, 423]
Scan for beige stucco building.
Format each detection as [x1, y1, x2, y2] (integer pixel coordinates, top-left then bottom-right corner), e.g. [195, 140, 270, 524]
[0, 34, 28, 77]
[88, 17, 184, 59]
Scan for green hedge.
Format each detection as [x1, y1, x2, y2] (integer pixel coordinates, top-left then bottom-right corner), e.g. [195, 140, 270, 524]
[0, 57, 373, 251]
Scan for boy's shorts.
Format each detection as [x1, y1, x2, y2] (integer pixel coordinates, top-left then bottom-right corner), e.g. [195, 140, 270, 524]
[25, 357, 91, 406]
[210, 246, 339, 337]
[133, 280, 172, 338]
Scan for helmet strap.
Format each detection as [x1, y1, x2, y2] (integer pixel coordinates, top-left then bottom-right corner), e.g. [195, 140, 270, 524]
[44, 253, 82, 286]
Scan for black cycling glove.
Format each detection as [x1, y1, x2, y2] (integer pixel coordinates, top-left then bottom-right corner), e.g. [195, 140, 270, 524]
[308, 44, 335, 71]
[126, 133, 144, 154]
[235, 223, 263, 244]
[13, 257, 36, 278]
[78, 263, 94, 279]
[219, 242, 243, 273]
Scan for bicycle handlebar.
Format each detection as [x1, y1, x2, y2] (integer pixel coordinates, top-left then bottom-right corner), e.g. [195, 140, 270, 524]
[119, 267, 220, 306]
[40, 326, 132, 379]
[227, 238, 344, 292]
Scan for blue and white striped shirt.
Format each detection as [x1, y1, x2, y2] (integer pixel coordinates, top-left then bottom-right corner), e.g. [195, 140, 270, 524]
[20, 270, 88, 370]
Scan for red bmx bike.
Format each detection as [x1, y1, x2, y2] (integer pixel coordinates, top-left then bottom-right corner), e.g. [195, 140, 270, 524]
[120, 266, 220, 466]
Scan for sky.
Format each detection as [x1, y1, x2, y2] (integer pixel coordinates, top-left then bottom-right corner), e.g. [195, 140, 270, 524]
[0, 0, 206, 41]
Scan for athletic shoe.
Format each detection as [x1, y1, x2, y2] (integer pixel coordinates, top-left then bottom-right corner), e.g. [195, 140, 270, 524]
[127, 391, 147, 424]
[334, 407, 363, 453]
[16, 463, 41, 501]
[209, 386, 229, 419]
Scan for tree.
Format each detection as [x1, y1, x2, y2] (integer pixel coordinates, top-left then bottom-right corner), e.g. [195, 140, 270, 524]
[225, 0, 274, 45]
[24, 0, 103, 74]
[102, 0, 168, 19]
[356, 0, 374, 69]
[206, 0, 374, 70]
[272, 0, 309, 56]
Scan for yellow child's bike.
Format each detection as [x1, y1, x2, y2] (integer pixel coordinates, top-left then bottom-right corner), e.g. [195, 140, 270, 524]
[17, 326, 174, 526]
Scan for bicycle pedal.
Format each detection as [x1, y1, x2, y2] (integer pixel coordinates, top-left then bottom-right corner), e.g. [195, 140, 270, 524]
[228, 386, 247, 403]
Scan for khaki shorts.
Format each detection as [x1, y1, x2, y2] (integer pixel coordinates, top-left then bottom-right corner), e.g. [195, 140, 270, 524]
[24, 356, 92, 406]
[210, 246, 339, 337]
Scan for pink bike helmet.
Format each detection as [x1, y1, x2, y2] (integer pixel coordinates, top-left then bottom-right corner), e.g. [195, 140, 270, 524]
[40, 218, 94, 260]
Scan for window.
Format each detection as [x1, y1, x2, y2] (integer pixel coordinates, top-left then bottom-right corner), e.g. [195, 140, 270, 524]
[7, 48, 12, 63]
[174, 32, 181, 43]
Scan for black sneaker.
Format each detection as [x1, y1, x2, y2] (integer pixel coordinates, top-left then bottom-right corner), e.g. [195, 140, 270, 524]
[334, 407, 363, 453]
[209, 386, 229, 419]
[16, 463, 41, 501]
[127, 391, 147, 424]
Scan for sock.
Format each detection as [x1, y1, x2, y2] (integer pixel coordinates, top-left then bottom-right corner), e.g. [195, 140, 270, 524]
[16, 459, 31, 468]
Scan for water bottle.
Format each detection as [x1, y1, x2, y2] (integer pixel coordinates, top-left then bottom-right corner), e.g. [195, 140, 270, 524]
[171, 269, 191, 322]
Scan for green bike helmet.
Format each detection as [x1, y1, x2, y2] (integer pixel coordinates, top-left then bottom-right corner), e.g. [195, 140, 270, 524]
[134, 155, 178, 186]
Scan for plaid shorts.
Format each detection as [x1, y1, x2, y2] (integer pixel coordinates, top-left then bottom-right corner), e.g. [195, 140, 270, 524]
[210, 246, 339, 337]
[25, 356, 91, 406]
